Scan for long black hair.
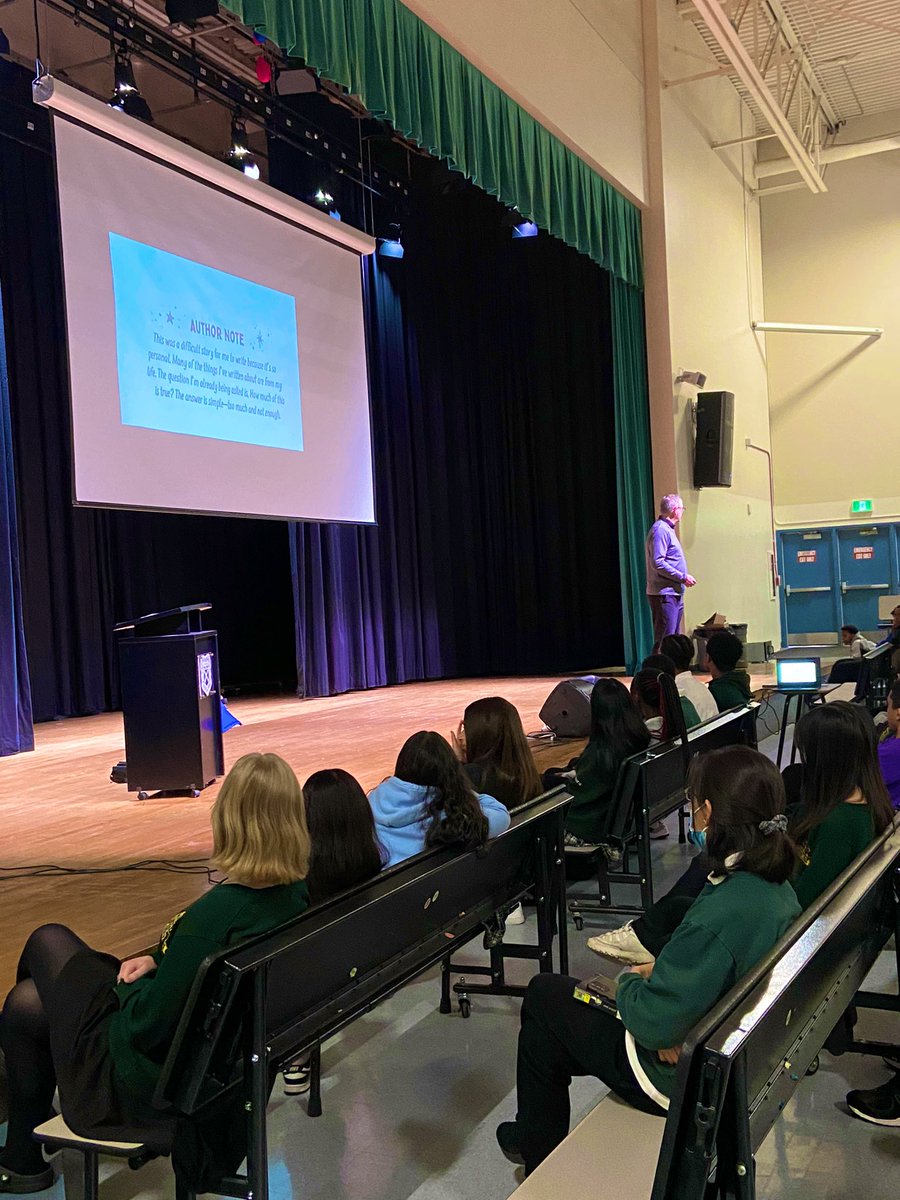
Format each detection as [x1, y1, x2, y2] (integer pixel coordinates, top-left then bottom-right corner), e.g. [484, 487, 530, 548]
[792, 701, 893, 843]
[463, 696, 542, 810]
[630, 669, 686, 742]
[688, 746, 797, 883]
[303, 769, 385, 904]
[395, 731, 489, 849]
[586, 678, 651, 773]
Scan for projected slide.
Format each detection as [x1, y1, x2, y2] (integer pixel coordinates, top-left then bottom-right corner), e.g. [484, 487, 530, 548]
[109, 233, 303, 452]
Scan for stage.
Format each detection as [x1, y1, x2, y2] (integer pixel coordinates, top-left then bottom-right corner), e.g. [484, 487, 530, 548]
[0, 670, 775, 989]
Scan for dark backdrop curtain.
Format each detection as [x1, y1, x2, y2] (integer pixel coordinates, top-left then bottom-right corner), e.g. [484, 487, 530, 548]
[276, 144, 624, 696]
[0, 81, 297, 721]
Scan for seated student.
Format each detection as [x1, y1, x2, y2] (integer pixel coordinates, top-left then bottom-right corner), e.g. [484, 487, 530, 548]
[705, 631, 752, 711]
[877, 680, 900, 810]
[557, 679, 651, 848]
[368, 731, 510, 868]
[282, 768, 385, 1096]
[453, 696, 542, 811]
[641, 653, 702, 728]
[0, 753, 311, 1192]
[828, 624, 878, 683]
[631, 669, 688, 838]
[496, 746, 800, 1175]
[589, 700, 892, 964]
[659, 634, 718, 723]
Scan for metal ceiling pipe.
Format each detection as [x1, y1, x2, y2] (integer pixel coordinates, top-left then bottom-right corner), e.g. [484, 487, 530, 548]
[756, 132, 900, 177]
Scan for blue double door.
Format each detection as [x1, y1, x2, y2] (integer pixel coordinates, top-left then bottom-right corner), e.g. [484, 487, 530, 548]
[778, 524, 898, 643]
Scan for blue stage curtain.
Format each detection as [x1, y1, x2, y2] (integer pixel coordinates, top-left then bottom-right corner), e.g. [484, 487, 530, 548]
[286, 160, 625, 696]
[0, 282, 34, 753]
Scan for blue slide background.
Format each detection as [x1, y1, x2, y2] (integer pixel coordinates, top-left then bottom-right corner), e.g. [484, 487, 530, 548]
[109, 233, 303, 451]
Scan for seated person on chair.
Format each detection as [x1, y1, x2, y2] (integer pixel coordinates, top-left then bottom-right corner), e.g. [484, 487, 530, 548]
[828, 625, 877, 683]
[451, 696, 542, 811]
[631, 669, 689, 839]
[282, 768, 386, 1097]
[641, 653, 702, 728]
[877, 681, 900, 811]
[551, 678, 651, 849]
[854, 605, 900, 698]
[368, 731, 510, 868]
[496, 746, 800, 1176]
[589, 701, 891, 965]
[660, 633, 719, 723]
[0, 753, 312, 1194]
[705, 631, 752, 711]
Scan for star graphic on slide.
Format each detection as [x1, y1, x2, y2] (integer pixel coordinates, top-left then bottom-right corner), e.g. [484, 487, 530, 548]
[166, 312, 174, 324]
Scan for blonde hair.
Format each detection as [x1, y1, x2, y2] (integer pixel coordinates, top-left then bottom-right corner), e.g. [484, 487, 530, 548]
[211, 752, 310, 886]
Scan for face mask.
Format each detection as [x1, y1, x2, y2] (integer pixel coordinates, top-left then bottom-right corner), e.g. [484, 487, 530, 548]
[687, 827, 707, 850]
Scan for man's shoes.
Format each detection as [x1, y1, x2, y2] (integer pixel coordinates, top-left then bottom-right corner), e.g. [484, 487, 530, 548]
[495, 1121, 525, 1166]
[282, 1060, 312, 1095]
[846, 1076, 900, 1126]
[587, 921, 655, 965]
[0, 1164, 55, 1194]
[649, 820, 669, 840]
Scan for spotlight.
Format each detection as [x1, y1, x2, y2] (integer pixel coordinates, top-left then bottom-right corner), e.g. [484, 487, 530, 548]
[502, 208, 538, 239]
[312, 186, 341, 221]
[377, 223, 404, 259]
[108, 47, 152, 123]
[225, 115, 260, 180]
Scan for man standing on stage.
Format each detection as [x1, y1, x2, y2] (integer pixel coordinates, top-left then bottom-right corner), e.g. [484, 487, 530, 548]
[645, 494, 696, 649]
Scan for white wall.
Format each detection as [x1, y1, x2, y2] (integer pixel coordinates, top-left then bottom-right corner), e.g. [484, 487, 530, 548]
[400, 0, 647, 205]
[656, 2, 779, 646]
[760, 127, 900, 529]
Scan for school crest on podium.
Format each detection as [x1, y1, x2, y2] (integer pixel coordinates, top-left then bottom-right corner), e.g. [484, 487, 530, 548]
[197, 651, 215, 699]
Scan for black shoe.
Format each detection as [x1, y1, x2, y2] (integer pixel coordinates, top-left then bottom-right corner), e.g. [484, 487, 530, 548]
[495, 1121, 525, 1166]
[847, 1076, 900, 1126]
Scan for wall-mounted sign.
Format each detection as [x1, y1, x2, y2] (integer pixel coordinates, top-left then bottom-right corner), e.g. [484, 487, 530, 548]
[851, 499, 874, 514]
[853, 546, 874, 561]
[797, 550, 817, 564]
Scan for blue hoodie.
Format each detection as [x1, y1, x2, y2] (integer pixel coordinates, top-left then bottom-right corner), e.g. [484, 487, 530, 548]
[367, 777, 511, 868]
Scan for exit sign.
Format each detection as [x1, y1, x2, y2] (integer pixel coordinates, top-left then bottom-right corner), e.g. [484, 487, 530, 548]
[852, 499, 873, 514]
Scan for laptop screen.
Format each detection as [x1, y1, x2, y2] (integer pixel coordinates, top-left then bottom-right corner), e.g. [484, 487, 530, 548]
[776, 659, 821, 690]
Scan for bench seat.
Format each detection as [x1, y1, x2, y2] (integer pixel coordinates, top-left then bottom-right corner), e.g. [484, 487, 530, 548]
[512, 1093, 665, 1199]
[34, 1116, 145, 1156]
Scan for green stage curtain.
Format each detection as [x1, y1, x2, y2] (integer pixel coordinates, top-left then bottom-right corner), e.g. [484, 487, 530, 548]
[611, 276, 654, 671]
[221, 0, 642, 288]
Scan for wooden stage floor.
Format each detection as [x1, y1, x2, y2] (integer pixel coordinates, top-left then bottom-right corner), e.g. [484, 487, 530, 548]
[0, 676, 584, 990]
[0, 669, 777, 991]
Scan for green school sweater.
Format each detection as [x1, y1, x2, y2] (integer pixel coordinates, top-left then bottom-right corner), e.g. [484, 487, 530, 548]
[616, 871, 800, 1100]
[565, 746, 618, 843]
[708, 671, 753, 712]
[792, 802, 875, 910]
[680, 696, 701, 729]
[109, 880, 308, 1101]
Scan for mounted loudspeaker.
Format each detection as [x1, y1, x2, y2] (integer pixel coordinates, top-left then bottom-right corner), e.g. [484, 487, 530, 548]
[694, 391, 734, 488]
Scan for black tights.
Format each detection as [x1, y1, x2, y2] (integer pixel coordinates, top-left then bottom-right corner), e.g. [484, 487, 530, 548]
[0, 924, 91, 1173]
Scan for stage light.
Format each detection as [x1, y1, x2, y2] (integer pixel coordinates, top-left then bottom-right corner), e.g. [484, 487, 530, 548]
[225, 115, 260, 180]
[377, 223, 404, 259]
[108, 47, 152, 123]
[502, 208, 538, 239]
[312, 186, 341, 221]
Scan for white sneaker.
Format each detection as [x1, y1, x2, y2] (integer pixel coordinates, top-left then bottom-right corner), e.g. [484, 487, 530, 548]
[649, 819, 669, 840]
[506, 903, 526, 925]
[587, 922, 655, 965]
[282, 1059, 312, 1095]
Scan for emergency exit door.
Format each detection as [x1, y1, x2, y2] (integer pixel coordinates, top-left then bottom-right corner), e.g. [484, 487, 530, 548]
[837, 526, 892, 631]
[779, 530, 838, 637]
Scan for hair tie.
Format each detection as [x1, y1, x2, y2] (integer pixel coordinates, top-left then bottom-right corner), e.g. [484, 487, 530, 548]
[759, 814, 788, 836]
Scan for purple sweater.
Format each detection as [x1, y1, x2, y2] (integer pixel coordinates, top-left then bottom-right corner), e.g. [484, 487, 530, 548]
[645, 518, 688, 596]
[878, 736, 900, 810]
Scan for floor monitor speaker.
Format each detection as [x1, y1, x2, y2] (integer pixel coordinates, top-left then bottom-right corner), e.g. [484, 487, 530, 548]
[539, 676, 599, 738]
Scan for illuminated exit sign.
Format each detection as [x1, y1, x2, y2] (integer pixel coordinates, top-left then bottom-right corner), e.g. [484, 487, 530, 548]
[851, 499, 873, 514]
